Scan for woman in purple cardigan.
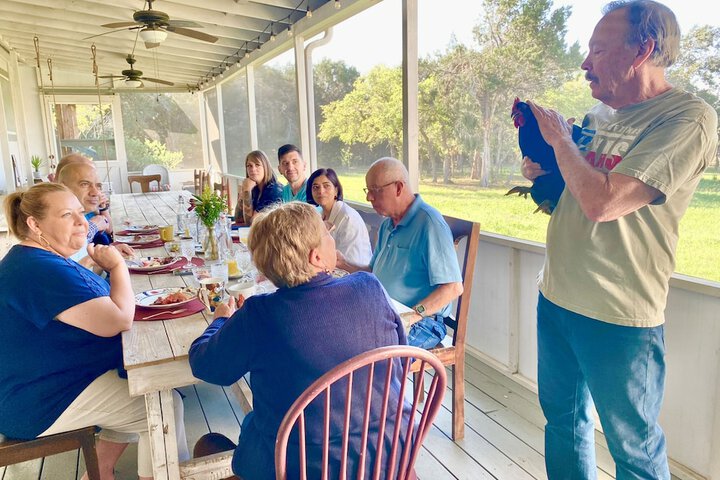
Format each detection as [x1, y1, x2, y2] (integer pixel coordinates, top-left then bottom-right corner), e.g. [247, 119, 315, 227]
[189, 202, 406, 480]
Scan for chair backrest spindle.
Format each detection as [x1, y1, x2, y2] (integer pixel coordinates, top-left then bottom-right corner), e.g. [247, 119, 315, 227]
[275, 346, 446, 480]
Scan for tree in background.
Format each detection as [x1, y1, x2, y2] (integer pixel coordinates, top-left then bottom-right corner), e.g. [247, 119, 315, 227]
[669, 25, 720, 168]
[254, 62, 300, 155]
[313, 59, 362, 168]
[319, 65, 403, 160]
[124, 138, 184, 170]
[120, 92, 202, 171]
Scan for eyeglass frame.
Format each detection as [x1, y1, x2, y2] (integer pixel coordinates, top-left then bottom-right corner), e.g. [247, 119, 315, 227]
[363, 180, 398, 195]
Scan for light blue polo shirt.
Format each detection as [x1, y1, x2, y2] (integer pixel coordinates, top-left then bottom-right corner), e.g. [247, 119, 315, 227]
[370, 194, 461, 318]
[281, 180, 307, 203]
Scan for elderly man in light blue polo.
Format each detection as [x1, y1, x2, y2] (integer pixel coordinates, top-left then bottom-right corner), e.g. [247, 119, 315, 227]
[337, 157, 463, 348]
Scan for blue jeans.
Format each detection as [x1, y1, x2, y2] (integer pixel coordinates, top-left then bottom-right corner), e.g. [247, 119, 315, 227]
[407, 314, 447, 349]
[537, 294, 669, 480]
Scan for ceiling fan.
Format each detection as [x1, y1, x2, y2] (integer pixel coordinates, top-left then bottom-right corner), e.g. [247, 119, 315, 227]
[100, 54, 174, 88]
[95, 0, 219, 49]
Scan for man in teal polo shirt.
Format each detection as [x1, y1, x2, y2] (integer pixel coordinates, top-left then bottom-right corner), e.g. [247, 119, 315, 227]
[338, 157, 463, 348]
[278, 144, 308, 202]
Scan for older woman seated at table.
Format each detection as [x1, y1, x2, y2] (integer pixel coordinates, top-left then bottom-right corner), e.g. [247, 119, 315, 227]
[306, 167, 372, 266]
[233, 150, 283, 226]
[0, 183, 189, 480]
[189, 202, 406, 480]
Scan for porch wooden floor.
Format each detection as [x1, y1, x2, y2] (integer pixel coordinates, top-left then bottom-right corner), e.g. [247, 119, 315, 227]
[1, 356, 622, 480]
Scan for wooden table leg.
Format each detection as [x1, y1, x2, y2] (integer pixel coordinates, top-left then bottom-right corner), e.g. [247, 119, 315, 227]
[231, 374, 253, 415]
[145, 390, 181, 480]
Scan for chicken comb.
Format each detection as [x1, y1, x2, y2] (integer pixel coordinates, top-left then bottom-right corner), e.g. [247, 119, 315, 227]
[511, 97, 526, 128]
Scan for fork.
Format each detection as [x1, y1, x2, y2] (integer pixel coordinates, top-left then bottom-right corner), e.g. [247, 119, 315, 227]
[141, 309, 186, 320]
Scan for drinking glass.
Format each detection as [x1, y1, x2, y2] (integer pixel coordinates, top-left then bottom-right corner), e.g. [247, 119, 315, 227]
[235, 246, 253, 277]
[180, 238, 195, 269]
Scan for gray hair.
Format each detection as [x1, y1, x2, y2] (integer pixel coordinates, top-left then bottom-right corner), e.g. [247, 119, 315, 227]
[603, 0, 680, 67]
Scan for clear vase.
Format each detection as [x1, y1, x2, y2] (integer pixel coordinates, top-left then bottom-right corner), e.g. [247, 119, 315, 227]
[203, 224, 220, 261]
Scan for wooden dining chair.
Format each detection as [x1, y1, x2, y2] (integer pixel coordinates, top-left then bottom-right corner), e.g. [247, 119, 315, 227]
[128, 174, 162, 193]
[275, 345, 446, 480]
[0, 426, 100, 480]
[356, 208, 385, 251]
[411, 217, 480, 441]
[214, 177, 232, 214]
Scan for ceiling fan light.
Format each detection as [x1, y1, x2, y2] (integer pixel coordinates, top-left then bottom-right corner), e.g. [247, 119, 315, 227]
[139, 28, 168, 45]
[125, 78, 143, 88]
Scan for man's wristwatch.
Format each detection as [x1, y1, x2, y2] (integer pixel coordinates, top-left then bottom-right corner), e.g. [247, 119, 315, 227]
[413, 304, 426, 317]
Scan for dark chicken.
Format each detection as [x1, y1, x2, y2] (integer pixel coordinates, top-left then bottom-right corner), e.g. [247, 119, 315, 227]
[506, 98, 582, 214]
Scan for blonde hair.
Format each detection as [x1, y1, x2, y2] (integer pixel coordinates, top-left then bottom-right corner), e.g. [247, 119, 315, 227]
[245, 150, 276, 187]
[4, 183, 71, 239]
[248, 202, 324, 288]
[54, 153, 93, 179]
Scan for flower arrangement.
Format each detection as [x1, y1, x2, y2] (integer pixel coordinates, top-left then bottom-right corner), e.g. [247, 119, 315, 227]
[189, 187, 227, 228]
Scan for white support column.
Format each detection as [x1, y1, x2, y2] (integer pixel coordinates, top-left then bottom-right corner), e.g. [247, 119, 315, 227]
[294, 33, 312, 172]
[199, 90, 210, 169]
[8, 52, 31, 185]
[217, 84, 228, 174]
[0, 79, 13, 194]
[246, 65, 258, 151]
[402, 0, 419, 191]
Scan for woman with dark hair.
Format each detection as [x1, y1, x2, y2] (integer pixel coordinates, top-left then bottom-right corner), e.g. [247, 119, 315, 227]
[234, 150, 283, 225]
[0, 183, 189, 479]
[306, 168, 372, 266]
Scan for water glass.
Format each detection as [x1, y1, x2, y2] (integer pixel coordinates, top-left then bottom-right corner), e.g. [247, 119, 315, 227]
[180, 238, 194, 269]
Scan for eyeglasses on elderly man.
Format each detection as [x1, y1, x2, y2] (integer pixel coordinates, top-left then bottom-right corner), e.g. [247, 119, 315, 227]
[363, 180, 398, 195]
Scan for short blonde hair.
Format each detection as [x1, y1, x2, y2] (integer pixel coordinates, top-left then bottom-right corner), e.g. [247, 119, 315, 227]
[4, 183, 71, 239]
[248, 202, 324, 288]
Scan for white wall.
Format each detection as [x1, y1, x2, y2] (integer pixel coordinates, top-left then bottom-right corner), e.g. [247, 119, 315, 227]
[467, 233, 720, 480]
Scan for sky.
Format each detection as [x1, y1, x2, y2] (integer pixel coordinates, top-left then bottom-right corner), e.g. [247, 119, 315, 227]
[296, 0, 720, 74]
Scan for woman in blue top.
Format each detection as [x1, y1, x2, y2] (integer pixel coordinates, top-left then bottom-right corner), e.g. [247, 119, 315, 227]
[0, 183, 188, 479]
[233, 150, 283, 226]
[189, 202, 407, 480]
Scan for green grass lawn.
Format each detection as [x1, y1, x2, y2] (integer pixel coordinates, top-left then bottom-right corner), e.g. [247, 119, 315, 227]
[337, 171, 720, 283]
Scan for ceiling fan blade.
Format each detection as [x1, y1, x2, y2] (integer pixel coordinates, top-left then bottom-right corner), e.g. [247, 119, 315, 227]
[166, 20, 204, 28]
[99, 75, 126, 79]
[143, 77, 175, 86]
[101, 21, 139, 29]
[166, 26, 218, 43]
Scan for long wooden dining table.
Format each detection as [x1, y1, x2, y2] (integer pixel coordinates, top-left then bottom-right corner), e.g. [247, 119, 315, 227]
[112, 190, 246, 480]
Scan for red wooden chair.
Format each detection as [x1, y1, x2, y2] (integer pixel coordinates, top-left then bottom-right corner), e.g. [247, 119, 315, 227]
[274, 345, 446, 480]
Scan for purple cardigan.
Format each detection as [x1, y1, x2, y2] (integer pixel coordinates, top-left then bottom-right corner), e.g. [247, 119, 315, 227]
[189, 271, 407, 480]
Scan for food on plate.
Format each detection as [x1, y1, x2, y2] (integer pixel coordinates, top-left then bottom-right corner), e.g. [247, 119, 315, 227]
[138, 257, 176, 268]
[152, 291, 190, 305]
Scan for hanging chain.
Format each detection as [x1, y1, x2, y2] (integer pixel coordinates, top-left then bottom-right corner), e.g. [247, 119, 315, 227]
[91, 44, 113, 192]
[34, 37, 56, 171]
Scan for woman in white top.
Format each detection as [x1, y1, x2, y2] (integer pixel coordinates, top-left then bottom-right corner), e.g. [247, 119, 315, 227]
[306, 168, 372, 266]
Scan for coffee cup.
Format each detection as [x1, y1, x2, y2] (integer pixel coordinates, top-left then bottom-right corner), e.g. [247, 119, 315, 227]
[197, 277, 226, 312]
[160, 224, 175, 242]
[227, 280, 257, 303]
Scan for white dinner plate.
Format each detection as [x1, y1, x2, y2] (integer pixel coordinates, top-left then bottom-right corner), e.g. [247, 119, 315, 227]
[126, 256, 182, 272]
[125, 224, 159, 233]
[135, 287, 196, 309]
[115, 234, 161, 244]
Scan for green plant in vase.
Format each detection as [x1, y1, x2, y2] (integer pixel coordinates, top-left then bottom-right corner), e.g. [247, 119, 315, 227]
[189, 187, 227, 260]
[30, 155, 44, 179]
